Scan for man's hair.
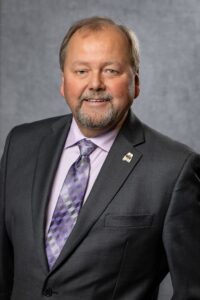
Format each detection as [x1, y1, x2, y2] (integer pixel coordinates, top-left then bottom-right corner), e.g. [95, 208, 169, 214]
[59, 16, 140, 74]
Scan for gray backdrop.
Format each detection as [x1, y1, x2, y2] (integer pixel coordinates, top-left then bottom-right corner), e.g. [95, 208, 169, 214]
[1, 0, 200, 299]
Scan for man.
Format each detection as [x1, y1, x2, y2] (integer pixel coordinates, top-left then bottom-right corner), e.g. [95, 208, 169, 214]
[0, 16, 200, 300]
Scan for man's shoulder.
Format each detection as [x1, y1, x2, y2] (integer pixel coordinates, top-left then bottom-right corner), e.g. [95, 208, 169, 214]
[130, 118, 200, 181]
[14, 114, 71, 131]
[6, 114, 72, 150]
[127, 112, 196, 157]
[125, 113, 198, 166]
[144, 123, 194, 154]
[10, 114, 72, 137]
[139, 122, 199, 170]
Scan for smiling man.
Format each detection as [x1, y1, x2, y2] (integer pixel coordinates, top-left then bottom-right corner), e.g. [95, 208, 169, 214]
[60, 22, 139, 136]
[0, 17, 200, 300]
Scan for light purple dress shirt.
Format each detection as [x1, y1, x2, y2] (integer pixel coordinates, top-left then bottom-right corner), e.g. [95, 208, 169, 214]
[46, 118, 120, 232]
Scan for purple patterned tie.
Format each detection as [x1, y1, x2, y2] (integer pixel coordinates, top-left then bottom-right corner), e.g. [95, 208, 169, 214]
[46, 139, 97, 269]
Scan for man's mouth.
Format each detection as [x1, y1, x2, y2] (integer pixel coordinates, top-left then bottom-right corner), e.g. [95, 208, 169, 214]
[80, 94, 113, 103]
[84, 98, 110, 102]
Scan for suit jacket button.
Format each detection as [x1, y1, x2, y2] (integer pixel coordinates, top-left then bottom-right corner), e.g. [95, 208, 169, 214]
[43, 288, 53, 297]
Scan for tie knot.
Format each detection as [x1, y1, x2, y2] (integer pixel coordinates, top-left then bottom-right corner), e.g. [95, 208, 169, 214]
[77, 139, 97, 157]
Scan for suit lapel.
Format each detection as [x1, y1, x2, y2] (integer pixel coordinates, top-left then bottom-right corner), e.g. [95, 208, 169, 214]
[31, 115, 72, 273]
[51, 112, 145, 272]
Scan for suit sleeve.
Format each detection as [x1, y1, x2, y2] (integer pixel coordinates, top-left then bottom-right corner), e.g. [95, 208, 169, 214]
[0, 131, 14, 300]
[163, 153, 200, 299]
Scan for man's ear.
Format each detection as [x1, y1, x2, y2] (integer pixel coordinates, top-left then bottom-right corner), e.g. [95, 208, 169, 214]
[60, 73, 64, 97]
[134, 74, 140, 99]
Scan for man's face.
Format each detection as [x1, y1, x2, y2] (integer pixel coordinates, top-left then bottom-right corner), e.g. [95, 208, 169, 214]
[60, 26, 140, 137]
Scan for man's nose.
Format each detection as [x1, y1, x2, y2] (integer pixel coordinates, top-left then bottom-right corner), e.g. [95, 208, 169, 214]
[88, 72, 106, 91]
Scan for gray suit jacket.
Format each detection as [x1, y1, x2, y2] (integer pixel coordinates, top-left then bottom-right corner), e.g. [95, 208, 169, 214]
[0, 111, 200, 300]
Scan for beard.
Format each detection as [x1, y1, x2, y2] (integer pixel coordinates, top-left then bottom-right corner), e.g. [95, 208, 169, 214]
[74, 91, 120, 129]
[76, 104, 118, 129]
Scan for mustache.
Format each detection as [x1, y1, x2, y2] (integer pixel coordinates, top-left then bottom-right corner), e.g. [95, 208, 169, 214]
[79, 92, 113, 102]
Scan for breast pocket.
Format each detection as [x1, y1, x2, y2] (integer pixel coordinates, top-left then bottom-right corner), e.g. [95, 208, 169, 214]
[104, 214, 154, 228]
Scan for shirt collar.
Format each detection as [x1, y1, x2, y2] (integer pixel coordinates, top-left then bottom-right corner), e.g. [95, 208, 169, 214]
[65, 118, 120, 152]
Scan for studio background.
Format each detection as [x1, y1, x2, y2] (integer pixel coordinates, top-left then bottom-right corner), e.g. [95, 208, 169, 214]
[1, 0, 200, 299]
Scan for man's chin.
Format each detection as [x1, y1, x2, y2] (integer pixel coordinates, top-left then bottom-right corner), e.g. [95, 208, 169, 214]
[76, 111, 116, 130]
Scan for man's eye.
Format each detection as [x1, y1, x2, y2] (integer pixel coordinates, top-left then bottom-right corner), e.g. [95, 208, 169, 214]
[105, 69, 119, 75]
[75, 70, 88, 75]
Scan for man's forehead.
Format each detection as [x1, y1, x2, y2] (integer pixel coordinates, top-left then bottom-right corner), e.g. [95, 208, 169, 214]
[63, 24, 132, 70]
[69, 25, 127, 42]
[65, 28, 130, 65]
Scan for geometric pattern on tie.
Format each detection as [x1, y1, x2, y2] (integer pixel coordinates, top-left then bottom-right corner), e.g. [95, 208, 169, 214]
[46, 139, 97, 270]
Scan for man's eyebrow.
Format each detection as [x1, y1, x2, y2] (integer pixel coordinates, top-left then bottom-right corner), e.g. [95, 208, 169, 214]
[71, 61, 122, 66]
[103, 61, 122, 66]
[71, 61, 89, 66]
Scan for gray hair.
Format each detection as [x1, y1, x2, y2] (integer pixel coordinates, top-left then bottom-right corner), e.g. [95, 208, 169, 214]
[59, 16, 140, 74]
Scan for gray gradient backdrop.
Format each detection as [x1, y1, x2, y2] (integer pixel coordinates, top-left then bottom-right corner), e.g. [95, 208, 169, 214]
[1, 0, 200, 299]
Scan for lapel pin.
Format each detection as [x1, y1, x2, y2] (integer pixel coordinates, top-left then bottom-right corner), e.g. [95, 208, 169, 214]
[122, 152, 133, 163]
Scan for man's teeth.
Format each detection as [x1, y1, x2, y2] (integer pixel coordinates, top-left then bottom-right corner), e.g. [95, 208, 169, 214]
[85, 99, 108, 102]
